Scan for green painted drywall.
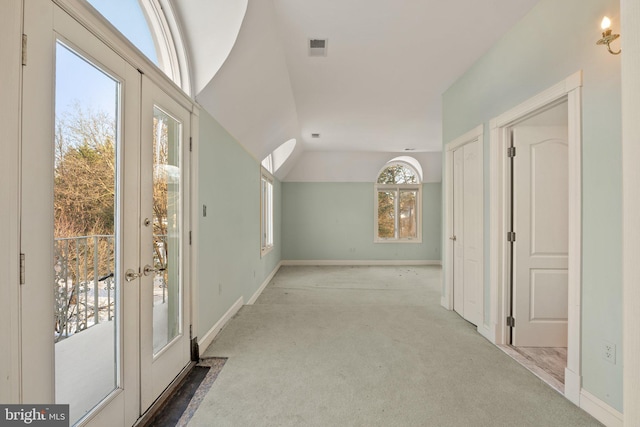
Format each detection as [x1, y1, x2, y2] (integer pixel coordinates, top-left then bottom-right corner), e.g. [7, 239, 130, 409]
[282, 182, 441, 261]
[443, 0, 622, 411]
[197, 110, 281, 344]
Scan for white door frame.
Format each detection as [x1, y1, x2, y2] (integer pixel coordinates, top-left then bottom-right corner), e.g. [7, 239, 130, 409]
[489, 71, 582, 404]
[622, 0, 640, 424]
[442, 124, 485, 331]
[0, 0, 23, 404]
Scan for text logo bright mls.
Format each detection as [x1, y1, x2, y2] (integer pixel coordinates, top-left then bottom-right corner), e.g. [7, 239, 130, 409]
[0, 405, 69, 427]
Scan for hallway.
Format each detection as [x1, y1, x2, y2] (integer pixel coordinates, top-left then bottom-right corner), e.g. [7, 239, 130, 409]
[187, 266, 600, 426]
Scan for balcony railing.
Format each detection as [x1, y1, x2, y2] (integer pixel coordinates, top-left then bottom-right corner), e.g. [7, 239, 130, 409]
[54, 234, 167, 342]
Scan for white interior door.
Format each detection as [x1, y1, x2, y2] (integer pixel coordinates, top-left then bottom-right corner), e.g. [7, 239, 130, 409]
[453, 147, 464, 316]
[462, 141, 482, 326]
[140, 76, 192, 411]
[512, 126, 568, 347]
[452, 141, 482, 326]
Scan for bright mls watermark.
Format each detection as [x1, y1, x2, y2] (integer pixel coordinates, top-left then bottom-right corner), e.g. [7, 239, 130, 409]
[0, 405, 69, 427]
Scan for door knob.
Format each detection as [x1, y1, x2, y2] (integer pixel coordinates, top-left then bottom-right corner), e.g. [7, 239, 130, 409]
[125, 269, 142, 282]
[143, 264, 166, 276]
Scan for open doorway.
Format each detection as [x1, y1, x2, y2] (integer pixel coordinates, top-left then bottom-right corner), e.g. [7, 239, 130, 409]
[489, 71, 583, 404]
[507, 101, 569, 392]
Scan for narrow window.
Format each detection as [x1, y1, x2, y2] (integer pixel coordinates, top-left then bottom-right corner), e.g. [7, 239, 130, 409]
[375, 163, 421, 242]
[261, 169, 274, 255]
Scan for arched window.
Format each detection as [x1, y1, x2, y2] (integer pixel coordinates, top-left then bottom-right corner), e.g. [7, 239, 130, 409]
[86, 0, 190, 93]
[375, 161, 422, 242]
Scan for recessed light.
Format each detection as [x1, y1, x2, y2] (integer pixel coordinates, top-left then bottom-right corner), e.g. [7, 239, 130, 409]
[311, 133, 321, 138]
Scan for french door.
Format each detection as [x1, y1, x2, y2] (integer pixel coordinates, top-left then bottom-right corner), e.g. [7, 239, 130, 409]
[21, 2, 191, 425]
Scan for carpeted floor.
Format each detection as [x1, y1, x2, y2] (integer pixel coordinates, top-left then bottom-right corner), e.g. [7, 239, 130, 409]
[186, 265, 601, 426]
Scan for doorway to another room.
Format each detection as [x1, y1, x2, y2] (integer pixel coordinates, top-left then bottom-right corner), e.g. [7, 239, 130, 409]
[505, 101, 569, 393]
[489, 72, 583, 403]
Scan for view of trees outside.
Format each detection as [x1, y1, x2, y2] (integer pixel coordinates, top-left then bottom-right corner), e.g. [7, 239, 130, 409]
[54, 103, 118, 340]
[377, 164, 419, 240]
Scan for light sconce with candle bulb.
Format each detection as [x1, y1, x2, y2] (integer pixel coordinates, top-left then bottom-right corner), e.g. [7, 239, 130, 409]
[596, 16, 621, 55]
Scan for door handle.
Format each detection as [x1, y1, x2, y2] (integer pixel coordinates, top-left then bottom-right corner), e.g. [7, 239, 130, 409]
[125, 269, 142, 282]
[450, 236, 457, 241]
[143, 264, 166, 276]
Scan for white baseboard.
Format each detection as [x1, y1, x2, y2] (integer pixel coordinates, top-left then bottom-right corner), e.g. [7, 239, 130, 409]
[440, 296, 449, 309]
[564, 368, 581, 405]
[247, 261, 282, 305]
[580, 389, 623, 427]
[282, 259, 442, 266]
[197, 296, 244, 353]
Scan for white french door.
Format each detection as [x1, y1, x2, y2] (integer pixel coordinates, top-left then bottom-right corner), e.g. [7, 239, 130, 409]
[21, 2, 191, 425]
[139, 76, 192, 411]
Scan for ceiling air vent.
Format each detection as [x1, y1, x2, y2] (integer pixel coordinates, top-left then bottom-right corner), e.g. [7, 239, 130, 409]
[309, 39, 327, 57]
[311, 133, 321, 138]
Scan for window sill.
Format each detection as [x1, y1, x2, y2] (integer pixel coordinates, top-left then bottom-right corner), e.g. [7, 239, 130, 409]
[261, 245, 274, 257]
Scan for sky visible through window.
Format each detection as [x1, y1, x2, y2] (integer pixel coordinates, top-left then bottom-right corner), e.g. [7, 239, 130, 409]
[87, 0, 158, 64]
[56, 0, 158, 123]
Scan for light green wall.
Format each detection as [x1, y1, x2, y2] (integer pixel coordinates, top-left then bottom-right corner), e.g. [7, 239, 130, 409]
[282, 182, 441, 261]
[443, 0, 621, 411]
[197, 110, 281, 343]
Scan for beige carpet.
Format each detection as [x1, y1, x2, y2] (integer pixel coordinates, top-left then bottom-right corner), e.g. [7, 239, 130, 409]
[188, 266, 601, 426]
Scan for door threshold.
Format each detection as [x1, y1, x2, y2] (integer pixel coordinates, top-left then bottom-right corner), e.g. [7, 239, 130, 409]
[135, 361, 196, 427]
[497, 344, 565, 395]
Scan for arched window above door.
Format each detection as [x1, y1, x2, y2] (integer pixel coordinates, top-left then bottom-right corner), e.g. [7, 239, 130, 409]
[86, 0, 191, 94]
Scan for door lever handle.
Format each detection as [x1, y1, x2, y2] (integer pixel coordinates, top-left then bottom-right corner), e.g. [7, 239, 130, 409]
[143, 264, 166, 276]
[449, 236, 457, 241]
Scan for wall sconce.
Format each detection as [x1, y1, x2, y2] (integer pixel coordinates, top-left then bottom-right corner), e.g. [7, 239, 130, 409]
[596, 16, 621, 55]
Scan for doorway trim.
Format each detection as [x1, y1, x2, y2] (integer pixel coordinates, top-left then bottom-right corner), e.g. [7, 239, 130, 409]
[442, 124, 485, 332]
[489, 71, 582, 404]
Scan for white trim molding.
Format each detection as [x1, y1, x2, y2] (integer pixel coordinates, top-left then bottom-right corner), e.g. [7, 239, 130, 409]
[489, 71, 583, 405]
[442, 124, 484, 315]
[0, 0, 24, 404]
[247, 261, 282, 305]
[282, 260, 441, 266]
[197, 296, 244, 354]
[622, 0, 640, 425]
[580, 389, 623, 427]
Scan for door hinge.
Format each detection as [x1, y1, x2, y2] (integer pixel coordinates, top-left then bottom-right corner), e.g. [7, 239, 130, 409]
[507, 231, 516, 242]
[189, 137, 193, 152]
[189, 231, 192, 245]
[189, 324, 192, 340]
[507, 146, 516, 158]
[507, 316, 515, 327]
[20, 253, 25, 284]
[21, 34, 27, 66]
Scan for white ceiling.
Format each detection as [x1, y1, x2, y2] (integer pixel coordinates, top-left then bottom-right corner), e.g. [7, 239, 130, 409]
[271, 0, 540, 153]
[177, 0, 540, 171]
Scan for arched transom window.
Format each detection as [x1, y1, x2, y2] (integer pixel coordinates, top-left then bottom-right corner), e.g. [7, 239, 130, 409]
[86, 0, 190, 93]
[375, 161, 422, 242]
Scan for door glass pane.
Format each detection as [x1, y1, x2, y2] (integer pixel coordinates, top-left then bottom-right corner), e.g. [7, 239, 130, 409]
[399, 190, 417, 239]
[54, 42, 120, 425]
[152, 106, 182, 355]
[377, 190, 396, 239]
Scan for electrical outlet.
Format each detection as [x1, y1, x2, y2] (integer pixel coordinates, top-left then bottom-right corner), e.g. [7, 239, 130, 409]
[602, 340, 616, 364]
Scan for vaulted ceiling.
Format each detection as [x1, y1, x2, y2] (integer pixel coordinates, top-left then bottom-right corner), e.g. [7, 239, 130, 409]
[174, 0, 540, 177]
